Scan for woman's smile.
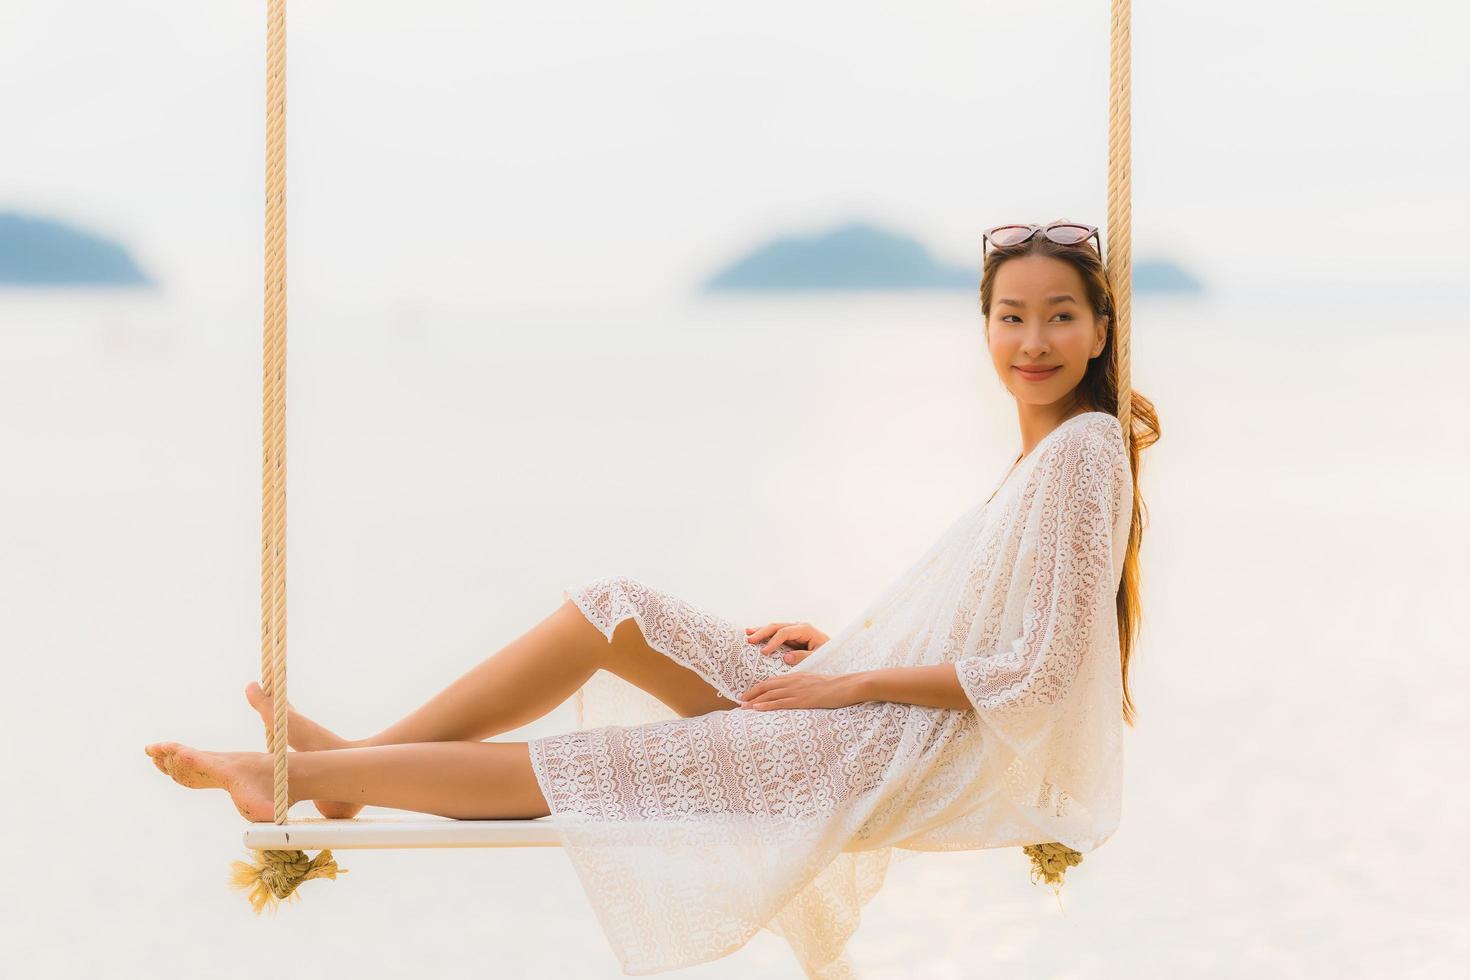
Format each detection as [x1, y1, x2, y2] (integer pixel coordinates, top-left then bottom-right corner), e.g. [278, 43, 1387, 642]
[1014, 364, 1062, 381]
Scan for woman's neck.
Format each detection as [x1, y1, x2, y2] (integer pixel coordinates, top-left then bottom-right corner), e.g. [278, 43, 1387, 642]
[1014, 404, 1092, 458]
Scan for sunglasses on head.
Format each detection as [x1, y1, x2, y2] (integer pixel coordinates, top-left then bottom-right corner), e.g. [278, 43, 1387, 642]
[982, 221, 1102, 263]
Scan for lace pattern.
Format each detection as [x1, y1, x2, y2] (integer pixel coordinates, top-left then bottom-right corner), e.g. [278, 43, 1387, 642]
[565, 574, 804, 708]
[953, 414, 1128, 712]
[526, 411, 1132, 977]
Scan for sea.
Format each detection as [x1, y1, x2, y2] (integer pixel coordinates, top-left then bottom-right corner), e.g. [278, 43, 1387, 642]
[1, 285, 1466, 978]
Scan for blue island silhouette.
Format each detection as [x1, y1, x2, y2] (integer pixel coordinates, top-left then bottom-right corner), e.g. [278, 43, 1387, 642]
[702, 220, 1203, 294]
[0, 211, 153, 287]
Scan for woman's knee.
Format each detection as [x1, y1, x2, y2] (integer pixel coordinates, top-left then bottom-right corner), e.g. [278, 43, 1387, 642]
[546, 599, 615, 668]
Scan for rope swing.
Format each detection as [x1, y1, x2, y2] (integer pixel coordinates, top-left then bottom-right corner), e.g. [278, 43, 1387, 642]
[1022, 0, 1135, 894]
[230, 0, 1134, 910]
[230, 0, 348, 909]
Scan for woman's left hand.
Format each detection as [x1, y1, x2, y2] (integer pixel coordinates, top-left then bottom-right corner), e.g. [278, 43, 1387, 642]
[738, 672, 865, 711]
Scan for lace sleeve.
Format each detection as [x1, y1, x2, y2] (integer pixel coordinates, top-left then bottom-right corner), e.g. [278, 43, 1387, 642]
[954, 416, 1128, 713]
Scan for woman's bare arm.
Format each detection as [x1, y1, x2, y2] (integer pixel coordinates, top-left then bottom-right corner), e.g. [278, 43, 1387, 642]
[852, 663, 972, 710]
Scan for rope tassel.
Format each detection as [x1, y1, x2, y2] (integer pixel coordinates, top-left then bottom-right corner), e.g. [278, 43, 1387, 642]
[1022, 841, 1083, 889]
[230, 848, 348, 913]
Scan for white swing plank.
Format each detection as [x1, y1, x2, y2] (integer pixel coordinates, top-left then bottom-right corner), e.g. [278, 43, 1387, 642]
[244, 815, 879, 852]
[243, 815, 563, 850]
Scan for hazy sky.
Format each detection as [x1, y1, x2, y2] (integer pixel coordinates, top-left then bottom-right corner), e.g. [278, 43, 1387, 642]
[2, 0, 1466, 309]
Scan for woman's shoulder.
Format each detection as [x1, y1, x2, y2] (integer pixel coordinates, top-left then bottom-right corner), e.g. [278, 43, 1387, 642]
[1071, 409, 1122, 431]
[1052, 411, 1125, 455]
[1020, 412, 1130, 511]
[1021, 413, 1128, 492]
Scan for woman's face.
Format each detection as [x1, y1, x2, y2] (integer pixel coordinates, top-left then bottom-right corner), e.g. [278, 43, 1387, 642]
[985, 254, 1108, 410]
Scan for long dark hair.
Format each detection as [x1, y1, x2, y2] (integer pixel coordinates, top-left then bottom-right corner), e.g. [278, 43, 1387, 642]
[978, 221, 1160, 727]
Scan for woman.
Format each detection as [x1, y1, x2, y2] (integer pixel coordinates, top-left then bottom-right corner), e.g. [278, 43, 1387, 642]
[146, 218, 1157, 978]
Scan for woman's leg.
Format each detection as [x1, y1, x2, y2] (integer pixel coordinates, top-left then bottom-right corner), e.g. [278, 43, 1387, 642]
[352, 601, 606, 746]
[320, 599, 738, 749]
[357, 600, 739, 746]
[251, 598, 739, 819]
[287, 742, 550, 819]
[144, 740, 550, 821]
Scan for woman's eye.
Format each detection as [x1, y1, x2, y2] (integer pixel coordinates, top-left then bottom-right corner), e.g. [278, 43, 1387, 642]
[1001, 313, 1073, 322]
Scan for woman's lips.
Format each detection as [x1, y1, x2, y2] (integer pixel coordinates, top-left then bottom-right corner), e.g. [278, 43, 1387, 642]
[1014, 365, 1062, 381]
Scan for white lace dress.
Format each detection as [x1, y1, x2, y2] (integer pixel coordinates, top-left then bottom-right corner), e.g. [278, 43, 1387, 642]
[527, 411, 1133, 978]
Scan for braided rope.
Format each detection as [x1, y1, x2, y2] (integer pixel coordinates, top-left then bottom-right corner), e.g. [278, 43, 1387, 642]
[238, 0, 344, 906]
[1107, 0, 1133, 452]
[1026, 0, 1131, 894]
[262, 0, 290, 828]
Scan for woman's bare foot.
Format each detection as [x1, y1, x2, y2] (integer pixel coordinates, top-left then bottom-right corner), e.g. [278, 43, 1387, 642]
[245, 681, 364, 820]
[245, 680, 352, 751]
[144, 741, 277, 822]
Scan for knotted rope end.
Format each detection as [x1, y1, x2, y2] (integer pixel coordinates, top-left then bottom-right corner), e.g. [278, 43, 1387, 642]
[1022, 841, 1082, 897]
[230, 848, 348, 914]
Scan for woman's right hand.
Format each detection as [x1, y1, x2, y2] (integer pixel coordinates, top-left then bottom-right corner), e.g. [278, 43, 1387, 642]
[745, 621, 830, 665]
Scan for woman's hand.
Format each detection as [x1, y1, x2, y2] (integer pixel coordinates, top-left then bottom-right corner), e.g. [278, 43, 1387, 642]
[738, 672, 865, 711]
[745, 621, 830, 665]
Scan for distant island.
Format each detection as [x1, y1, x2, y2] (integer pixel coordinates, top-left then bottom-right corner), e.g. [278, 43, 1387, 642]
[1132, 259, 1204, 293]
[701, 220, 1203, 294]
[702, 222, 972, 292]
[0, 211, 153, 286]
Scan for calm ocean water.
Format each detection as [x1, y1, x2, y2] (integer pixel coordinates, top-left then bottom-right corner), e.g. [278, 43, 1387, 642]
[1, 288, 1466, 978]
